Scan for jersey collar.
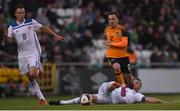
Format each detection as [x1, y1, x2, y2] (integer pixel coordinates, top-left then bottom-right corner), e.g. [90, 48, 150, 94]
[16, 19, 25, 25]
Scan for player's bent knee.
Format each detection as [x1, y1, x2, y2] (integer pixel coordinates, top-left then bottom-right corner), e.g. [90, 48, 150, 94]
[30, 73, 38, 78]
[30, 70, 39, 78]
[112, 63, 121, 73]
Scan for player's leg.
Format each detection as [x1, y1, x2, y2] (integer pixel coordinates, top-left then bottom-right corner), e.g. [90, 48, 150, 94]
[111, 62, 126, 96]
[93, 94, 111, 104]
[112, 63, 125, 86]
[27, 66, 46, 104]
[107, 59, 126, 89]
[27, 55, 46, 105]
[124, 73, 133, 84]
[98, 81, 118, 94]
[49, 97, 81, 105]
[121, 57, 134, 88]
[49, 94, 99, 105]
[18, 56, 46, 105]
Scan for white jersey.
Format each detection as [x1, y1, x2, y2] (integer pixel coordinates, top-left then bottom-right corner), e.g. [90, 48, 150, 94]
[95, 82, 145, 104]
[111, 87, 144, 104]
[8, 19, 42, 58]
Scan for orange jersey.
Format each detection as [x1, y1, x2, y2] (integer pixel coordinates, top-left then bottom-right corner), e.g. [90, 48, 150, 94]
[104, 25, 129, 58]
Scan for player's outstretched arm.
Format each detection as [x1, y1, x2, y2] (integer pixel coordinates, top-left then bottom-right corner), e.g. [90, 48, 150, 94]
[40, 26, 64, 41]
[145, 97, 168, 104]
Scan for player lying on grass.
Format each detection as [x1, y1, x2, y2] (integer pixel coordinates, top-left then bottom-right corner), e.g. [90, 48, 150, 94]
[49, 79, 168, 105]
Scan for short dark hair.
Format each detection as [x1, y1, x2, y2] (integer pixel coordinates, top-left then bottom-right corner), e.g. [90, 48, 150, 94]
[108, 12, 120, 18]
[15, 4, 25, 11]
[135, 78, 142, 87]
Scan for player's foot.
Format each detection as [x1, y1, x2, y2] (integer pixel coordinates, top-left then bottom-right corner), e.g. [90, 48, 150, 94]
[39, 99, 47, 106]
[121, 87, 126, 97]
[49, 100, 61, 105]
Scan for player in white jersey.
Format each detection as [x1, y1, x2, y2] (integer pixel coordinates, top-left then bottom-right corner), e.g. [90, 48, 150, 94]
[3, 4, 64, 106]
[49, 79, 168, 105]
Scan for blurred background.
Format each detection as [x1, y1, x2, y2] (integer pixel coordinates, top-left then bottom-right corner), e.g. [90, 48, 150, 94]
[0, 0, 180, 97]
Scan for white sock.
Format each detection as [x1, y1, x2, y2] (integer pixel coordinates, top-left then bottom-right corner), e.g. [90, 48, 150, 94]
[29, 80, 45, 100]
[60, 97, 80, 104]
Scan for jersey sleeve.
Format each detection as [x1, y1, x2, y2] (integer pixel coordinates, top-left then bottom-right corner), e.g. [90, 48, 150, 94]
[7, 26, 13, 38]
[32, 19, 42, 31]
[135, 92, 145, 103]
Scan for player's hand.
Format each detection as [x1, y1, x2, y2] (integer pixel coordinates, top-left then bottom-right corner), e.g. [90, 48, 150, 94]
[112, 82, 121, 88]
[109, 82, 120, 91]
[54, 35, 64, 41]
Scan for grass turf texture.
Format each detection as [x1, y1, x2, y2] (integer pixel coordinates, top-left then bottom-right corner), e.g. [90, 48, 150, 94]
[0, 94, 180, 110]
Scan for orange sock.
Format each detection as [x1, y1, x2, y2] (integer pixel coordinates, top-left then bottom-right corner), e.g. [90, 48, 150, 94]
[115, 72, 125, 85]
[127, 74, 133, 84]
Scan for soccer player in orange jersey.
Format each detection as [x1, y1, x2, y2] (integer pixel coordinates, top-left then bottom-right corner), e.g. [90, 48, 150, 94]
[104, 12, 133, 96]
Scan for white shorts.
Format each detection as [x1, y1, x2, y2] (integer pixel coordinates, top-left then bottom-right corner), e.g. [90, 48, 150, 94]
[98, 81, 114, 94]
[18, 54, 41, 74]
[94, 94, 111, 104]
[94, 82, 114, 104]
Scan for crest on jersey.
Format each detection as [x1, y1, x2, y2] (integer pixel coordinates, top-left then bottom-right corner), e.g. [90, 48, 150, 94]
[116, 32, 120, 37]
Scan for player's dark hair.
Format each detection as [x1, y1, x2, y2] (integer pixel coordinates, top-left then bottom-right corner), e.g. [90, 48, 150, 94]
[15, 4, 25, 11]
[107, 12, 120, 18]
[135, 78, 142, 87]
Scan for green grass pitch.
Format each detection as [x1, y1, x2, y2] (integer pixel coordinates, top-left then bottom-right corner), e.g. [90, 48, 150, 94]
[0, 94, 180, 110]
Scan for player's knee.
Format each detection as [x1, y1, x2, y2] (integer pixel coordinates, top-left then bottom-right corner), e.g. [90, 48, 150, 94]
[29, 69, 39, 78]
[112, 63, 121, 72]
[30, 72, 38, 78]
